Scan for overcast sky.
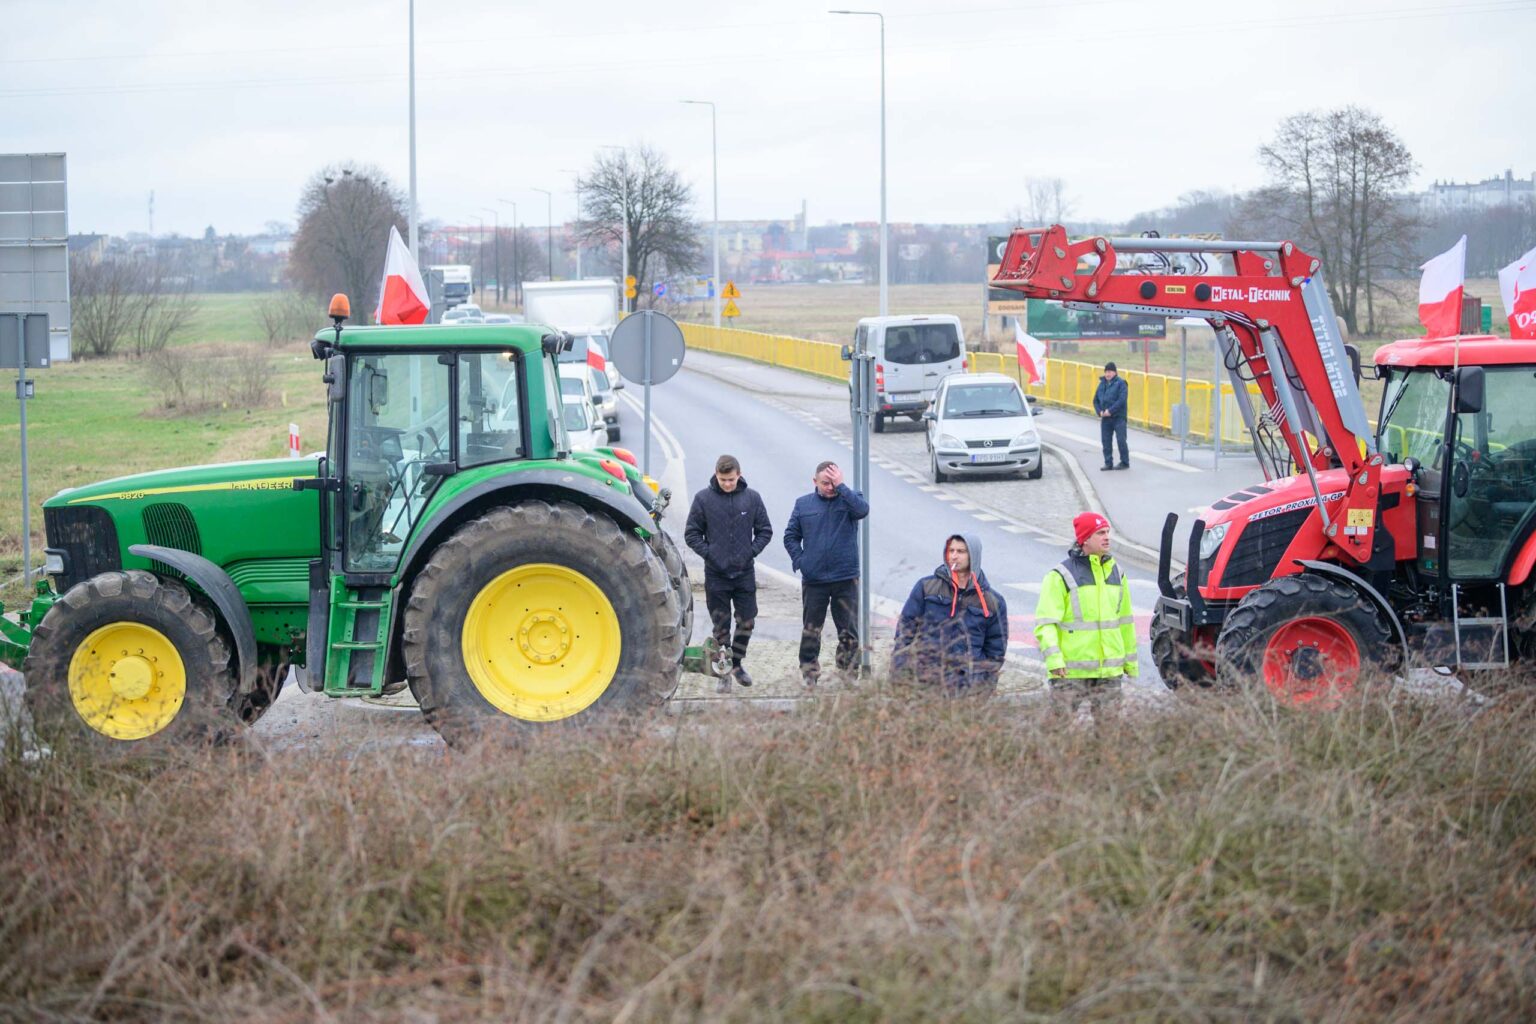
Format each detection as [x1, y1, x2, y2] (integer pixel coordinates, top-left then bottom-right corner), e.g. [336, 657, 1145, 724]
[5, 0, 1533, 237]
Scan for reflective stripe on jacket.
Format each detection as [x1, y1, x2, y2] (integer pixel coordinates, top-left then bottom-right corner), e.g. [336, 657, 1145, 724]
[1032, 549, 1137, 678]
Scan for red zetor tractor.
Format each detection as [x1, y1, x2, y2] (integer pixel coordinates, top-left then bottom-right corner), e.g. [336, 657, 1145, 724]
[993, 226, 1536, 701]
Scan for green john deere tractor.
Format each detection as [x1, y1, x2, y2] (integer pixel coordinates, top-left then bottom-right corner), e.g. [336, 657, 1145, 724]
[0, 299, 712, 749]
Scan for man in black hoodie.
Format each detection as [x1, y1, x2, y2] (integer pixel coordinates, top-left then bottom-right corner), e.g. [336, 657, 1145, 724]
[684, 454, 774, 691]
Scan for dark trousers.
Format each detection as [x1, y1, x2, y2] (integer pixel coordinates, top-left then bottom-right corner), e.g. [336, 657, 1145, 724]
[1100, 414, 1129, 466]
[705, 580, 758, 667]
[800, 579, 859, 675]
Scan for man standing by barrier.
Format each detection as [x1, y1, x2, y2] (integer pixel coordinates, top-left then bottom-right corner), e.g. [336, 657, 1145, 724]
[685, 455, 773, 692]
[1033, 512, 1137, 718]
[1094, 361, 1129, 470]
[784, 460, 869, 689]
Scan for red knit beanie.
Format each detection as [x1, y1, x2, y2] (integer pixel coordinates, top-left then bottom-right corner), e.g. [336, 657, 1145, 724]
[1073, 512, 1110, 546]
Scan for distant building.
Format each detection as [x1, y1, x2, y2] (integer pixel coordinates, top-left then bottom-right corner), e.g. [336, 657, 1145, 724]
[1421, 170, 1536, 212]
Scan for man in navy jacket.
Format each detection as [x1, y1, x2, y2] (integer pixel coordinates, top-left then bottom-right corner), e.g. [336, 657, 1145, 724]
[1093, 361, 1130, 470]
[783, 460, 869, 687]
[685, 454, 773, 691]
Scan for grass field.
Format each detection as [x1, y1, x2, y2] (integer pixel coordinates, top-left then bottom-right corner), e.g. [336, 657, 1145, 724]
[3, 689, 1533, 1020]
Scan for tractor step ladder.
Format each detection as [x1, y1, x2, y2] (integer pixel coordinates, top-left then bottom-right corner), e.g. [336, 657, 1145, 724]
[1451, 583, 1511, 671]
[323, 585, 395, 695]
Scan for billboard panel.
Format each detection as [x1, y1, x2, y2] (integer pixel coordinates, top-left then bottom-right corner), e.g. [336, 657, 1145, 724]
[0, 153, 70, 362]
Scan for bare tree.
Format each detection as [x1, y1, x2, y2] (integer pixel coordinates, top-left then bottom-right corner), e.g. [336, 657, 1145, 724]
[577, 146, 702, 303]
[257, 289, 318, 347]
[1025, 177, 1074, 225]
[1238, 107, 1418, 335]
[69, 251, 192, 359]
[288, 163, 408, 323]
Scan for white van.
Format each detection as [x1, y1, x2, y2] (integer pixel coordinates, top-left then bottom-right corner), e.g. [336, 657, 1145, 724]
[848, 315, 968, 432]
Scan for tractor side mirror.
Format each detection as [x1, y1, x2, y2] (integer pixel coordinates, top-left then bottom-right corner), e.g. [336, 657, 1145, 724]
[324, 354, 346, 402]
[1344, 343, 1364, 384]
[1455, 366, 1485, 414]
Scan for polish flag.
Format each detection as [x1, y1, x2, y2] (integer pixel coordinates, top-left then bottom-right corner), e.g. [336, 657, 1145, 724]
[1418, 235, 1466, 339]
[1497, 244, 1536, 340]
[1014, 319, 1048, 385]
[586, 343, 607, 372]
[372, 225, 430, 325]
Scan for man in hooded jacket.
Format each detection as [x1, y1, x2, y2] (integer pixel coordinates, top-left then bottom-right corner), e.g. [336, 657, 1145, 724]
[892, 533, 1008, 695]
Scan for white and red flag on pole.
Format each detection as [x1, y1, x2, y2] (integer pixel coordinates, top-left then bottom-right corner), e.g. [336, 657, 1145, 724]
[373, 225, 430, 325]
[586, 342, 607, 373]
[1014, 319, 1048, 385]
[1418, 235, 1466, 339]
[1497, 244, 1536, 340]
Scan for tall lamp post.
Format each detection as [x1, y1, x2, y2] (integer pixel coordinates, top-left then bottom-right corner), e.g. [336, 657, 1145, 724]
[830, 8, 885, 674]
[600, 145, 629, 313]
[497, 199, 520, 306]
[407, 0, 419, 264]
[531, 186, 554, 279]
[559, 167, 582, 279]
[480, 207, 501, 306]
[681, 99, 720, 328]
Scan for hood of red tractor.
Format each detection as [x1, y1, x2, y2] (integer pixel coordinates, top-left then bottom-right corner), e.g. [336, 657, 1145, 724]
[1194, 464, 1412, 600]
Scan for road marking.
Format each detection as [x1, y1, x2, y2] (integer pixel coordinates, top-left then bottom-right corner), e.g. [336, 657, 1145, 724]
[918, 485, 940, 492]
[973, 513, 1000, 522]
[932, 493, 960, 502]
[1034, 424, 1202, 474]
[1002, 525, 1029, 534]
[952, 503, 979, 511]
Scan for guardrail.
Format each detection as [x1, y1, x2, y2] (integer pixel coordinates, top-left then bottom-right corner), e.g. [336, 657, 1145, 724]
[677, 322, 1257, 445]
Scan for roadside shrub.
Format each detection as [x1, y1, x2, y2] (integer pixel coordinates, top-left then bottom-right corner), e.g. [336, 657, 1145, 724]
[143, 344, 274, 413]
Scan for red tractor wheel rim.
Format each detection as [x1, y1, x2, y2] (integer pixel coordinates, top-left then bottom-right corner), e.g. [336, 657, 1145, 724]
[1261, 617, 1360, 705]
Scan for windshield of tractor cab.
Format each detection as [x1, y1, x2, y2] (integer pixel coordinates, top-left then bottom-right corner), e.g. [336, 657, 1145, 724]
[345, 353, 451, 573]
[1378, 369, 1451, 469]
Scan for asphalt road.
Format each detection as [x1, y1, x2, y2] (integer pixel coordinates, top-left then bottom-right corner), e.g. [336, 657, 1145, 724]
[624, 356, 1162, 679]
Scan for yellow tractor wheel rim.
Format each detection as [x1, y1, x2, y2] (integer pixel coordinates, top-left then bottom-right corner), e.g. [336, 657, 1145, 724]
[68, 622, 188, 741]
[462, 563, 622, 722]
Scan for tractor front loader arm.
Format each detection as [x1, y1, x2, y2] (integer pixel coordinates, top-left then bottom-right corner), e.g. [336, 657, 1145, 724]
[992, 225, 1386, 568]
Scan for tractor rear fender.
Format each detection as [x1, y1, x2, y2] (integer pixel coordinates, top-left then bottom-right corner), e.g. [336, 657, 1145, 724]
[394, 471, 656, 594]
[128, 544, 257, 694]
[1292, 559, 1410, 667]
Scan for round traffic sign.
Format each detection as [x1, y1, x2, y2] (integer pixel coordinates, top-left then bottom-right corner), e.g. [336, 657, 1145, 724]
[609, 310, 686, 385]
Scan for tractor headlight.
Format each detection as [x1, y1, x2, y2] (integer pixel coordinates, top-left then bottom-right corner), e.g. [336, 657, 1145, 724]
[1199, 522, 1229, 561]
[43, 549, 66, 576]
[934, 433, 964, 451]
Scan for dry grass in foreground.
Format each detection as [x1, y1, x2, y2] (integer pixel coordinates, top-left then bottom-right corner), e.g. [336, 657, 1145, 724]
[3, 689, 1535, 1022]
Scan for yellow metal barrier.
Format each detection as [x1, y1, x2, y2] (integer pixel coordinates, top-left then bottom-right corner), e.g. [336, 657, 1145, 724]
[677, 322, 1256, 444]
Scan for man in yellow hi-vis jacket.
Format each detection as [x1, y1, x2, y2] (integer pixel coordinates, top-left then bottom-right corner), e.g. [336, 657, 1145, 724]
[1033, 512, 1137, 715]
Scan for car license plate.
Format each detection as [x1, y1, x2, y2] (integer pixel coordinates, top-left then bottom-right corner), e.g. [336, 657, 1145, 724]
[890, 392, 918, 402]
[970, 452, 1010, 464]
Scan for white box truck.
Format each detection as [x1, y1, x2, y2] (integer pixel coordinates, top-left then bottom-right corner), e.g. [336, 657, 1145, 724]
[429, 264, 474, 308]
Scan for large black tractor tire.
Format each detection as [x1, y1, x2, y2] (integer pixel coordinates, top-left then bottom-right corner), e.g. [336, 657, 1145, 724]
[1150, 571, 1216, 690]
[1214, 572, 1395, 705]
[22, 570, 239, 754]
[657, 529, 695, 642]
[402, 501, 683, 745]
[229, 650, 289, 726]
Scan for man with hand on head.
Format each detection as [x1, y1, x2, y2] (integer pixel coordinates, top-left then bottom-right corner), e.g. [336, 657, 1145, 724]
[783, 460, 868, 689]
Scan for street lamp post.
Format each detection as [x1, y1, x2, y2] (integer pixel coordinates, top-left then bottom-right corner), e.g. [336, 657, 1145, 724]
[559, 168, 582, 279]
[407, 0, 420, 265]
[497, 199, 520, 306]
[531, 187, 553, 279]
[681, 99, 720, 329]
[480, 207, 501, 306]
[830, 8, 885, 674]
[601, 145, 629, 313]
